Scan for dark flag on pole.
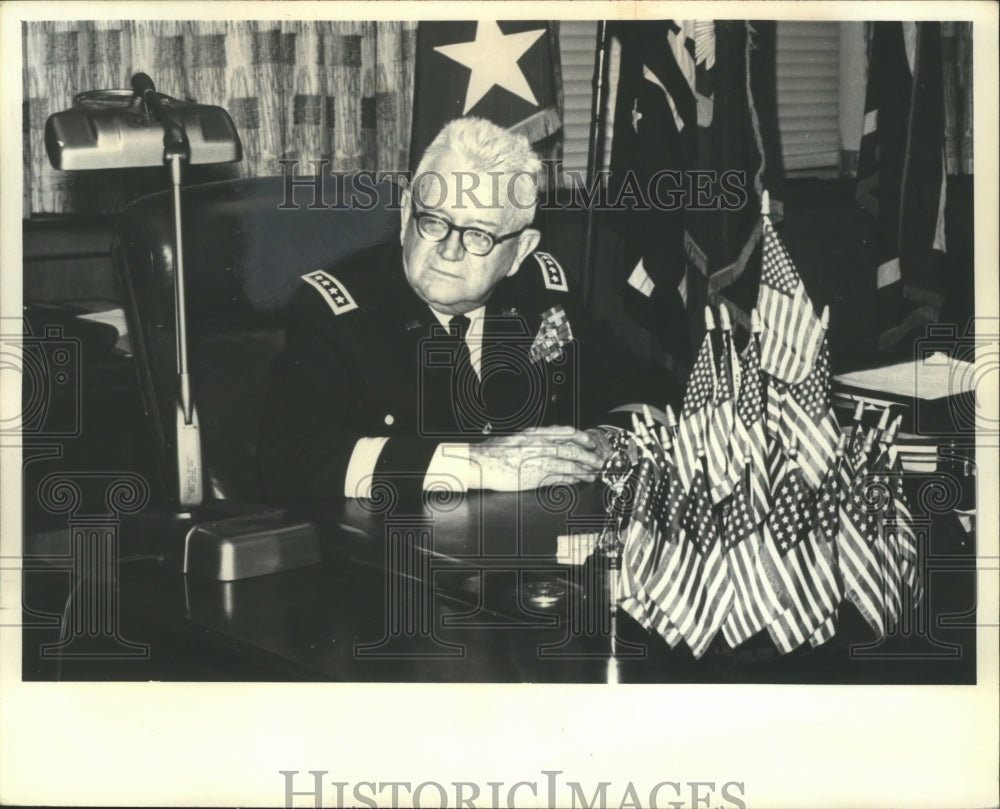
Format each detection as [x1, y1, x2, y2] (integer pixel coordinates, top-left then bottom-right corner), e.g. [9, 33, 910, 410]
[607, 21, 784, 370]
[409, 21, 562, 169]
[856, 22, 948, 352]
[607, 20, 699, 366]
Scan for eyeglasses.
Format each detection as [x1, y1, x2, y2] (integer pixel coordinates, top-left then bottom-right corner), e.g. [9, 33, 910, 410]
[411, 204, 525, 257]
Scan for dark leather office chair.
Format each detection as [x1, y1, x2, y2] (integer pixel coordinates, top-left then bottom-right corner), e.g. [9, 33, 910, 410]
[112, 174, 401, 506]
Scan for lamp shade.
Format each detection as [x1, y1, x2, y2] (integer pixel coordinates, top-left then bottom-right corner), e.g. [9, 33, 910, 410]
[45, 90, 242, 170]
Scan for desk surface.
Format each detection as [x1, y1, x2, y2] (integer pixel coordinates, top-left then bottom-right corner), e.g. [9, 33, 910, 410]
[23, 484, 977, 684]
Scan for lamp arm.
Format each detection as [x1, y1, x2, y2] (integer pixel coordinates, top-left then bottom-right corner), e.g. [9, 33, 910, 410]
[131, 72, 190, 160]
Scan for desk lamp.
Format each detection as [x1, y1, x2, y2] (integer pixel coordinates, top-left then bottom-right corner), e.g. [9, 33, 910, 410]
[45, 73, 242, 509]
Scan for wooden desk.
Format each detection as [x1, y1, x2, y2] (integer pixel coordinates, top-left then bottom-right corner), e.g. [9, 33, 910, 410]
[22, 484, 977, 683]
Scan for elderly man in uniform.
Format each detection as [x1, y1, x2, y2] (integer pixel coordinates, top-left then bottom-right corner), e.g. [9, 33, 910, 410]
[259, 117, 678, 500]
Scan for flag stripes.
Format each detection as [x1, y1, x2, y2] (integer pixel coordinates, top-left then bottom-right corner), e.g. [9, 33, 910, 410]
[605, 191, 920, 658]
[757, 217, 824, 384]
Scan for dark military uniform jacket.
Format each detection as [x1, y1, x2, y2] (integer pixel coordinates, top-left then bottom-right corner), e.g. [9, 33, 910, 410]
[258, 240, 678, 500]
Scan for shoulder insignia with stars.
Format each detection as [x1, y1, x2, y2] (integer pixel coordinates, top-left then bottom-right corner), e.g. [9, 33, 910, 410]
[534, 251, 569, 293]
[301, 270, 359, 316]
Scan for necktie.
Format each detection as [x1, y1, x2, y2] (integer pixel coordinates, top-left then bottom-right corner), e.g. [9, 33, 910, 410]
[450, 314, 477, 378]
[450, 314, 483, 425]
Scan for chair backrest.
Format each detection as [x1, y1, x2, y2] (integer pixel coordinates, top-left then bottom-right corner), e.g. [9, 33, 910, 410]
[113, 174, 400, 504]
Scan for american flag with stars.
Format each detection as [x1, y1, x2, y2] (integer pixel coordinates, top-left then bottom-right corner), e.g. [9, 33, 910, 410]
[888, 446, 924, 606]
[836, 440, 887, 639]
[606, 196, 924, 656]
[719, 474, 787, 649]
[707, 328, 740, 504]
[640, 469, 689, 647]
[670, 464, 734, 657]
[733, 329, 771, 524]
[763, 456, 842, 654]
[867, 450, 904, 630]
[675, 331, 716, 493]
[757, 216, 824, 385]
[768, 336, 840, 492]
[641, 464, 728, 657]
[619, 452, 678, 641]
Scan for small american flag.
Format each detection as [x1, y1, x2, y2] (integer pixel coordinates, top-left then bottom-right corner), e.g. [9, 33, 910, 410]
[675, 332, 715, 492]
[733, 334, 771, 523]
[757, 217, 824, 384]
[867, 453, 904, 630]
[838, 449, 887, 639]
[646, 465, 734, 658]
[620, 455, 664, 628]
[719, 475, 787, 649]
[621, 457, 684, 647]
[767, 338, 840, 491]
[707, 330, 740, 503]
[889, 446, 924, 606]
[764, 458, 842, 654]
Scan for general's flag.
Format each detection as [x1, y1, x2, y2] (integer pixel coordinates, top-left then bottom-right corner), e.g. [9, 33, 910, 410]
[763, 456, 841, 654]
[757, 215, 824, 384]
[409, 21, 561, 168]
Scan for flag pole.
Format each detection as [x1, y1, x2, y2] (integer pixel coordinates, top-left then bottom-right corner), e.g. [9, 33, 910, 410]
[582, 20, 610, 309]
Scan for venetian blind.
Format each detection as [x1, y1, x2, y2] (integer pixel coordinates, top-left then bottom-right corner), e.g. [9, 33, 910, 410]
[775, 21, 841, 171]
[559, 20, 843, 178]
[558, 20, 611, 185]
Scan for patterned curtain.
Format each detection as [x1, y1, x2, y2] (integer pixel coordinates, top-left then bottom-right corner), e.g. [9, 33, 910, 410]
[22, 20, 417, 216]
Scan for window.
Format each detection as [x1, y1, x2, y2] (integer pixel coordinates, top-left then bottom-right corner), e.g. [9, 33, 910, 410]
[558, 21, 856, 180]
[775, 21, 841, 173]
[557, 20, 610, 185]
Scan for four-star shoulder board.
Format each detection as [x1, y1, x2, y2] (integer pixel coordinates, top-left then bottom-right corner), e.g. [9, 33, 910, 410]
[534, 251, 568, 292]
[302, 270, 359, 315]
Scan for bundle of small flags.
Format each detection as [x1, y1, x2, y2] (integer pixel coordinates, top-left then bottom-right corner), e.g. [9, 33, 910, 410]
[612, 200, 923, 657]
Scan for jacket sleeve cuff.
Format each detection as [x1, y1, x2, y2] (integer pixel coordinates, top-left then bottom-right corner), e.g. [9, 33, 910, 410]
[371, 436, 445, 504]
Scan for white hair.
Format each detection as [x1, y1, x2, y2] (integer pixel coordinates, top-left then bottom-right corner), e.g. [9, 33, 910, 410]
[413, 117, 542, 230]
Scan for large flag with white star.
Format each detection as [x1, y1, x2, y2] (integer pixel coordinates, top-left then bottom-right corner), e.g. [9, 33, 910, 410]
[409, 21, 562, 169]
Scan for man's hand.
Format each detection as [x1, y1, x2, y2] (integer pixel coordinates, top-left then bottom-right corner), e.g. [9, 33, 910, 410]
[468, 426, 610, 491]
